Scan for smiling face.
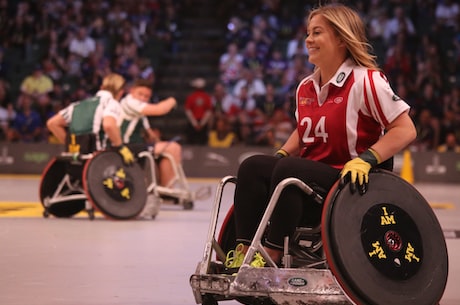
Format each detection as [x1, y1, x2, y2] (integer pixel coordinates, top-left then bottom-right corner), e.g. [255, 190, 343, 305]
[305, 14, 345, 69]
[130, 85, 152, 103]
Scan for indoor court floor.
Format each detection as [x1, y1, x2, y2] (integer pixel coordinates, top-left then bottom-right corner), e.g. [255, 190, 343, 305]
[0, 175, 458, 305]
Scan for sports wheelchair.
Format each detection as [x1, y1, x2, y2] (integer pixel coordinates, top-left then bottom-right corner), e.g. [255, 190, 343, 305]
[39, 135, 200, 220]
[190, 169, 449, 305]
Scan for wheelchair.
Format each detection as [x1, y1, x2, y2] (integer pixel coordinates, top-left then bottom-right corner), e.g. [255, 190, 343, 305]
[39, 135, 202, 220]
[140, 148, 196, 211]
[190, 169, 449, 305]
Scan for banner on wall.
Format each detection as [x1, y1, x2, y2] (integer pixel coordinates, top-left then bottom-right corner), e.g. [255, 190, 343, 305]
[181, 145, 275, 178]
[411, 151, 460, 183]
[0, 143, 64, 174]
[0, 143, 459, 183]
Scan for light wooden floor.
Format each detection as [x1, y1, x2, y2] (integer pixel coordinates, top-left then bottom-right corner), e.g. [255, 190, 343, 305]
[0, 176, 458, 305]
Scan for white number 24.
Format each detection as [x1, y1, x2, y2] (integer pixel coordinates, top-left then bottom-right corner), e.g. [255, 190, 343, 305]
[300, 116, 328, 143]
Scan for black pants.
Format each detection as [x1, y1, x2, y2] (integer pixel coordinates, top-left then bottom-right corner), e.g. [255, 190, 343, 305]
[186, 122, 208, 145]
[233, 155, 340, 250]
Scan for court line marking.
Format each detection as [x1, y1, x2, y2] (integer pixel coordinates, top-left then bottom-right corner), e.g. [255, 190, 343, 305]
[1, 201, 458, 239]
[429, 202, 455, 209]
[0, 200, 455, 217]
[0, 201, 101, 218]
[1, 202, 458, 239]
[0, 174, 221, 182]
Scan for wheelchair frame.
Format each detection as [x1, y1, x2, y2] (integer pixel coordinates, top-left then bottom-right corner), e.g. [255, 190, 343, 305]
[190, 175, 353, 305]
[191, 169, 449, 305]
[40, 148, 201, 219]
[139, 150, 195, 210]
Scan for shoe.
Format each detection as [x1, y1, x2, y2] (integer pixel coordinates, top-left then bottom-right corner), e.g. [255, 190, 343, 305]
[224, 243, 266, 269]
[139, 195, 161, 220]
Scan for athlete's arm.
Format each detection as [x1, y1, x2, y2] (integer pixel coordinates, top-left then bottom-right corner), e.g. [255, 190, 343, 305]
[141, 97, 176, 116]
[340, 111, 416, 195]
[46, 113, 67, 144]
[102, 116, 123, 147]
[145, 127, 161, 143]
[370, 111, 416, 162]
[279, 130, 301, 156]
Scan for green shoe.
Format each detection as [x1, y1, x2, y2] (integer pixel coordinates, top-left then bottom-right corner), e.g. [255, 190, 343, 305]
[225, 243, 245, 268]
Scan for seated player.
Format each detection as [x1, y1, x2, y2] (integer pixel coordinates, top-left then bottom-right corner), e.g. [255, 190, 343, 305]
[120, 78, 182, 218]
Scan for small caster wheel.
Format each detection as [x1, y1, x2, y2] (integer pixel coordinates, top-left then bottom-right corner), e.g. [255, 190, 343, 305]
[236, 297, 275, 305]
[43, 209, 50, 218]
[87, 209, 95, 220]
[183, 201, 194, 210]
[202, 294, 218, 305]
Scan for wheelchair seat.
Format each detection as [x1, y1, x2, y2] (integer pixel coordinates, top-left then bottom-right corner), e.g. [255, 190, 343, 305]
[190, 170, 448, 305]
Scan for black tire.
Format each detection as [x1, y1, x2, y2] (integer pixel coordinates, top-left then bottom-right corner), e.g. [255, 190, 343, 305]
[39, 158, 86, 218]
[83, 151, 147, 220]
[322, 169, 448, 305]
[201, 294, 218, 305]
[217, 206, 237, 258]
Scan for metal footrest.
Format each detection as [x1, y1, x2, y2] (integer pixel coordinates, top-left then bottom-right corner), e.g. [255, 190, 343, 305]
[191, 267, 353, 305]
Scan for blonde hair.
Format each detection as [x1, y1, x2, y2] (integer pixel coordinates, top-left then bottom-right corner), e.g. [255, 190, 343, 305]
[307, 4, 379, 70]
[100, 73, 125, 97]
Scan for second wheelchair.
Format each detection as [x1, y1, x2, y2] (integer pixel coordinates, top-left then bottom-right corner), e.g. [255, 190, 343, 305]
[39, 141, 199, 220]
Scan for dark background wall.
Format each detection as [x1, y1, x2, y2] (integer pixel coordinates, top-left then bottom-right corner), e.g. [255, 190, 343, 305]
[0, 143, 459, 183]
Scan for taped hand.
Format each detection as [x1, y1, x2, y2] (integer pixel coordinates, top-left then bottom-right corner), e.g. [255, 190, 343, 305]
[118, 145, 135, 165]
[340, 149, 380, 195]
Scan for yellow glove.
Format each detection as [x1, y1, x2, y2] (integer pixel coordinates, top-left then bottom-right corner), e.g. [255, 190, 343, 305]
[340, 148, 381, 195]
[118, 145, 135, 165]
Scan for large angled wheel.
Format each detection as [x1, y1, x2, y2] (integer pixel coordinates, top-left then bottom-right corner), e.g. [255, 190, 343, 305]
[39, 158, 86, 218]
[217, 205, 237, 261]
[83, 151, 147, 220]
[322, 169, 448, 305]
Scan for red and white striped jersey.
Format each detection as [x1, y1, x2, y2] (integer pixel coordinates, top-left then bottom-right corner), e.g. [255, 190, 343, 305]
[295, 59, 410, 169]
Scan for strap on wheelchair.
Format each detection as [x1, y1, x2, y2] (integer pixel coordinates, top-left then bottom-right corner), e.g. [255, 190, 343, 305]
[65, 133, 97, 154]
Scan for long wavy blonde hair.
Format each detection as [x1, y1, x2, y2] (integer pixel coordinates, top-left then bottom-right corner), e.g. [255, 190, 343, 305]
[307, 4, 379, 70]
[100, 73, 126, 97]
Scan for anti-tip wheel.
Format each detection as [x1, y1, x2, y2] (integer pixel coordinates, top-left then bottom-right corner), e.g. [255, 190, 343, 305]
[183, 201, 194, 210]
[201, 294, 218, 305]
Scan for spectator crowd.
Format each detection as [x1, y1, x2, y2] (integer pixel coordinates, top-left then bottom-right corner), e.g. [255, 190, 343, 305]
[205, 0, 460, 152]
[0, 0, 181, 143]
[0, 0, 460, 153]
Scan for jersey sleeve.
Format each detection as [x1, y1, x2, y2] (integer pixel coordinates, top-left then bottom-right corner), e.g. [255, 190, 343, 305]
[59, 104, 74, 124]
[103, 100, 122, 121]
[362, 70, 410, 127]
[122, 96, 147, 118]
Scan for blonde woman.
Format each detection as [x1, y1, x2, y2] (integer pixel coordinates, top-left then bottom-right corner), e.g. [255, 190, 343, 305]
[224, 4, 416, 268]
